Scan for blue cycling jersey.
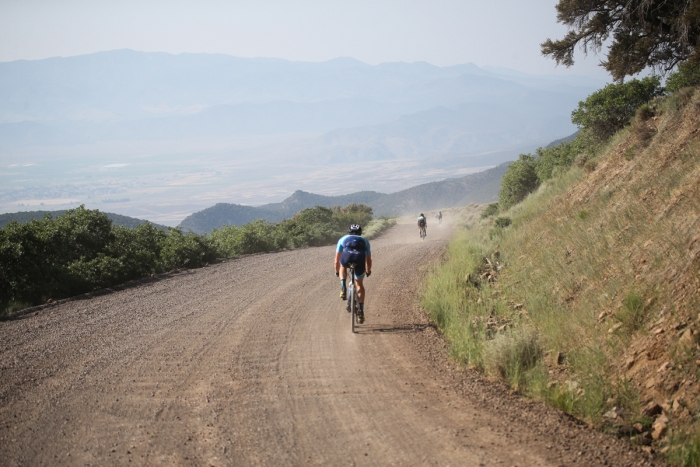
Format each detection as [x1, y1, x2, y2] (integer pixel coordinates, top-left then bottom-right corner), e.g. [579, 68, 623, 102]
[336, 235, 371, 255]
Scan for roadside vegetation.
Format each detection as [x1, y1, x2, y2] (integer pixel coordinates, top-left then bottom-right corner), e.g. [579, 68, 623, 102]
[423, 63, 700, 465]
[0, 203, 392, 316]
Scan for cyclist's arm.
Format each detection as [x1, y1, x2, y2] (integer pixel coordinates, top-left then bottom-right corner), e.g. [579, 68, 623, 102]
[366, 254, 372, 274]
[334, 252, 342, 274]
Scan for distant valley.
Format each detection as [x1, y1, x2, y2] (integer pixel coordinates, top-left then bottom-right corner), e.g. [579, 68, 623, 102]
[0, 50, 602, 224]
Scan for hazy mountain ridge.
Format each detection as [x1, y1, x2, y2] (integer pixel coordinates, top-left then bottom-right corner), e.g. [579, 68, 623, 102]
[369, 163, 508, 217]
[179, 163, 509, 234]
[179, 190, 386, 234]
[0, 50, 598, 149]
[257, 190, 386, 215]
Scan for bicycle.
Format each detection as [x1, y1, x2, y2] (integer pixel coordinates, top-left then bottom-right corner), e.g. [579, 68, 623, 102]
[419, 225, 427, 240]
[345, 264, 360, 333]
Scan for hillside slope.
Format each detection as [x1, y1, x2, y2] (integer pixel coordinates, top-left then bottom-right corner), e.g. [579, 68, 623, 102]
[425, 88, 700, 462]
[370, 162, 509, 216]
[180, 163, 509, 233]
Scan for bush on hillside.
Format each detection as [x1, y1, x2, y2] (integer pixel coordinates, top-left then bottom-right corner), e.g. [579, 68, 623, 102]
[481, 203, 500, 219]
[331, 203, 373, 230]
[571, 77, 664, 142]
[494, 217, 512, 228]
[160, 228, 217, 270]
[0, 208, 117, 305]
[666, 61, 700, 93]
[499, 154, 540, 210]
[534, 138, 583, 182]
[210, 203, 375, 258]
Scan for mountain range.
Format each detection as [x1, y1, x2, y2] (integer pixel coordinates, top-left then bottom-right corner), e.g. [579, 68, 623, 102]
[179, 162, 509, 234]
[0, 50, 601, 222]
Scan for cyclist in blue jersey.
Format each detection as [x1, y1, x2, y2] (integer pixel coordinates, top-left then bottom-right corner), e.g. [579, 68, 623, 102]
[335, 224, 372, 324]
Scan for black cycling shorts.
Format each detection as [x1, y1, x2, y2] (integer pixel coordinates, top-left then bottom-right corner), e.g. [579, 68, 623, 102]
[340, 252, 366, 278]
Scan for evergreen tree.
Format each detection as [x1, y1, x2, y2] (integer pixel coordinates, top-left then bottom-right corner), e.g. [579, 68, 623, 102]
[542, 0, 700, 80]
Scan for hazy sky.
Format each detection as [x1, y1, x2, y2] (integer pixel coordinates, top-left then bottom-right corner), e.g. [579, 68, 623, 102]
[0, 0, 611, 79]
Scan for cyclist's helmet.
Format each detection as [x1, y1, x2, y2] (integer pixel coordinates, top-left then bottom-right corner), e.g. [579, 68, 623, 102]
[420, 213, 424, 217]
[348, 224, 362, 235]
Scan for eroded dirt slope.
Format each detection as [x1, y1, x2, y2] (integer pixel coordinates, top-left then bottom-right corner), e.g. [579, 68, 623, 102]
[0, 220, 659, 466]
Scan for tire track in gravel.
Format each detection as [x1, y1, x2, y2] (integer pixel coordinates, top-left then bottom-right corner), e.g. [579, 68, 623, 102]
[0, 220, 661, 466]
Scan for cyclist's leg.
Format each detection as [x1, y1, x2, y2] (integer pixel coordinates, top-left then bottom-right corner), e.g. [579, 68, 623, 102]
[356, 277, 365, 303]
[355, 277, 366, 323]
[338, 262, 348, 299]
[353, 261, 367, 311]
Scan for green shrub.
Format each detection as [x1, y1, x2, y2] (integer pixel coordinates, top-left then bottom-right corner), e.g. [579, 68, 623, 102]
[571, 77, 664, 142]
[615, 291, 647, 334]
[635, 103, 655, 121]
[481, 203, 499, 219]
[0, 207, 116, 306]
[66, 254, 132, 293]
[210, 203, 375, 258]
[666, 61, 700, 93]
[534, 138, 583, 181]
[494, 217, 512, 228]
[499, 154, 540, 210]
[160, 228, 217, 270]
[0, 206, 217, 313]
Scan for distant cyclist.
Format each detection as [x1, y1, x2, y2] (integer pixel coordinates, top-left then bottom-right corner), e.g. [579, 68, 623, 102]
[335, 224, 372, 324]
[437, 211, 442, 225]
[417, 213, 427, 238]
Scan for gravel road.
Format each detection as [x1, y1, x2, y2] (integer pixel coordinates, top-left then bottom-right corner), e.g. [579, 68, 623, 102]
[0, 220, 661, 466]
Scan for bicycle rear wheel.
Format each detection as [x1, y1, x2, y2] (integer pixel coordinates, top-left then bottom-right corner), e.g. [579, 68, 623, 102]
[350, 281, 356, 333]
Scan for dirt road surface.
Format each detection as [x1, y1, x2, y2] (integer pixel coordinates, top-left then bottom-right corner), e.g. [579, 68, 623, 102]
[1, 220, 660, 466]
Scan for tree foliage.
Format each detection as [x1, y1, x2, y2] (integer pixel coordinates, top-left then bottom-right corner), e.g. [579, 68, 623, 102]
[1, 203, 376, 314]
[210, 204, 373, 258]
[499, 154, 540, 210]
[480, 203, 500, 219]
[571, 77, 663, 141]
[542, 0, 700, 80]
[0, 206, 217, 312]
[666, 60, 700, 92]
[498, 134, 592, 211]
[534, 139, 584, 181]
